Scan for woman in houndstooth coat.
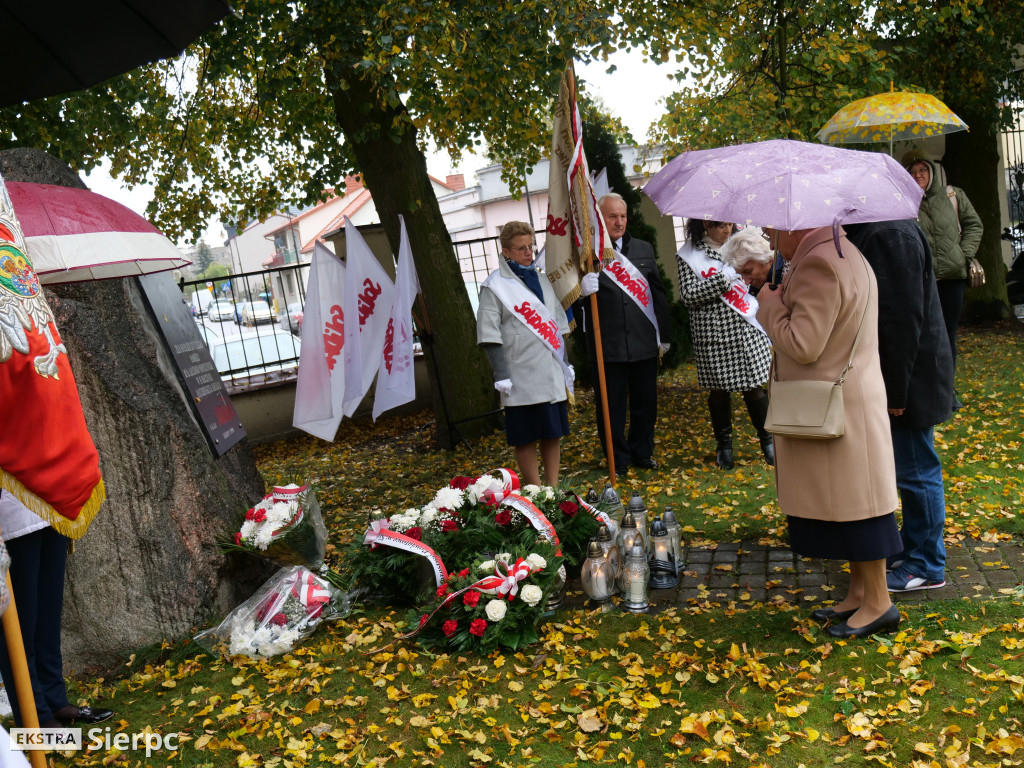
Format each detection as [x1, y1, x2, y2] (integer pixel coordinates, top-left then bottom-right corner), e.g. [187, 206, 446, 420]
[677, 220, 773, 469]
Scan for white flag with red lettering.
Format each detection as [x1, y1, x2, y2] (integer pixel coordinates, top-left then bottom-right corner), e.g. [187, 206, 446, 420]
[292, 241, 347, 441]
[342, 217, 395, 417]
[372, 215, 420, 421]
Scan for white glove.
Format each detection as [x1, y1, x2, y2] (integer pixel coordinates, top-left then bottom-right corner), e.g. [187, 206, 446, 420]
[494, 379, 513, 396]
[580, 272, 600, 297]
[659, 343, 671, 355]
[567, 364, 576, 381]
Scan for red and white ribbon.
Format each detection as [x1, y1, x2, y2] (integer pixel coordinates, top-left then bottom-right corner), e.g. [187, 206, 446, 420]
[475, 468, 520, 505]
[475, 558, 533, 600]
[575, 493, 617, 535]
[292, 568, 332, 608]
[362, 524, 449, 587]
[272, 483, 307, 504]
[500, 493, 561, 555]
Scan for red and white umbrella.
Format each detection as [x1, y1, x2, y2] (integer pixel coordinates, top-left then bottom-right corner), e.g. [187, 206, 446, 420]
[6, 181, 191, 284]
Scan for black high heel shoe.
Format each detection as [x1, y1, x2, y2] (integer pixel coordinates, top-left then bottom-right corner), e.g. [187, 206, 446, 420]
[826, 605, 901, 639]
[811, 606, 857, 623]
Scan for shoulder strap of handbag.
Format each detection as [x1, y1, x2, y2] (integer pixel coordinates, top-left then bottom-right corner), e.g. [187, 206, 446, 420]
[770, 255, 873, 387]
[947, 185, 962, 236]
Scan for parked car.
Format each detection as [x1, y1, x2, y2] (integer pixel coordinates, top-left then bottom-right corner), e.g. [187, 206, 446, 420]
[208, 329, 301, 391]
[240, 300, 275, 326]
[279, 302, 304, 335]
[208, 300, 236, 322]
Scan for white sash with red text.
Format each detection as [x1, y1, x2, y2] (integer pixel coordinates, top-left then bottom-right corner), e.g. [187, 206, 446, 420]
[677, 241, 766, 334]
[602, 252, 661, 346]
[482, 269, 574, 395]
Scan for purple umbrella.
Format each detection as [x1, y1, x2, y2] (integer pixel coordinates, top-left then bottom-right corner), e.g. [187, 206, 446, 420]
[643, 139, 923, 232]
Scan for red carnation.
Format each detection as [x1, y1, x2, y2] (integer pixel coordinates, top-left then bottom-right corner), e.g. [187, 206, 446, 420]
[436, 583, 449, 598]
[407, 526, 423, 540]
[559, 500, 579, 517]
[469, 618, 487, 637]
[270, 613, 288, 627]
[458, 568, 470, 578]
[244, 508, 256, 521]
[442, 620, 458, 637]
[419, 613, 429, 628]
[463, 590, 480, 607]
[234, 532, 243, 545]
[494, 510, 512, 526]
[441, 520, 459, 533]
[252, 508, 268, 523]
[449, 476, 474, 490]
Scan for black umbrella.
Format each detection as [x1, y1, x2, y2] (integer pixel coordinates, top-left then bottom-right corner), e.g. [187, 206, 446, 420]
[0, 0, 232, 107]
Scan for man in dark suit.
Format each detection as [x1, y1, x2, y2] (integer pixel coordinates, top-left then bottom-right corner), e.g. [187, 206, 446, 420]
[578, 193, 671, 472]
[845, 220, 954, 594]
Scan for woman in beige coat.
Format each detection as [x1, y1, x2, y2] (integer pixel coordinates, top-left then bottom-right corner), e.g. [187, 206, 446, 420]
[756, 226, 901, 638]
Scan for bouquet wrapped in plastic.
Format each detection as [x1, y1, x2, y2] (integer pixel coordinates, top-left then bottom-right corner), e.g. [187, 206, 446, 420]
[226, 483, 328, 569]
[194, 566, 342, 659]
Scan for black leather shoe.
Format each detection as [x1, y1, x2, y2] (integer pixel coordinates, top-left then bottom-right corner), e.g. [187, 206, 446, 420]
[760, 436, 775, 466]
[55, 705, 114, 725]
[634, 457, 658, 470]
[811, 606, 857, 623]
[826, 605, 901, 639]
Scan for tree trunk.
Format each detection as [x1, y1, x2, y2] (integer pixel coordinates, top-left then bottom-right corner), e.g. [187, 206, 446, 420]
[328, 71, 500, 448]
[944, 102, 1010, 322]
[0, 149, 274, 670]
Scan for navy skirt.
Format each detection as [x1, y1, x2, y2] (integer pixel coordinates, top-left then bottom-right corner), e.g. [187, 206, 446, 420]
[787, 512, 902, 561]
[505, 401, 569, 446]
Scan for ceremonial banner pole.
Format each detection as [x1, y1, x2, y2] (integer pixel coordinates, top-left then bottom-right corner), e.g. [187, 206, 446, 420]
[1, 529, 46, 768]
[565, 65, 617, 486]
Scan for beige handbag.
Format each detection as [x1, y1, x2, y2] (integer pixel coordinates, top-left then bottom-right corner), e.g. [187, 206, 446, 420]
[764, 257, 872, 440]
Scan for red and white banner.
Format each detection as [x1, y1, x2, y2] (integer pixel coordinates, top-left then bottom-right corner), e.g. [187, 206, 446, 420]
[342, 218, 395, 418]
[603, 253, 661, 346]
[372, 215, 420, 421]
[677, 241, 766, 335]
[293, 241, 348, 441]
[481, 268, 574, 395]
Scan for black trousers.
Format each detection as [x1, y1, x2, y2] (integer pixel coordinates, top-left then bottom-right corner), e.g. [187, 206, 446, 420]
[592, 357, 658, 470]
[0, 527, 70, 726]
[936, 278, 965, 372]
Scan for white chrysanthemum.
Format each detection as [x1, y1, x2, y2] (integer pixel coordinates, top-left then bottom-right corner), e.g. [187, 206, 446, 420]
[431, 486, 465, 511]
[420, 509, 438, 524]
[253, 526, 275, 550]
[479, 560, 495, 572]
[520, 585, 543, 607]
[526, 553, 547, 571]
[522, 484, 541, 497]
[485, 599, 507, 621]
[240, 520, 257, 542]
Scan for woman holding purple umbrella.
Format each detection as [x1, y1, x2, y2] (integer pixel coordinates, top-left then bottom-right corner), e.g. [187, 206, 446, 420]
[756, 226, 902, 639]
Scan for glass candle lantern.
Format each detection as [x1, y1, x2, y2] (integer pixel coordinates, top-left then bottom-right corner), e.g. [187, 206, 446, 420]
[585, 487, 600, 506]
[595, 524, 620, 589]
[648, 517, 679, 590]
[581, 540, 614, 603]
[615, 513, 644, 593]
[626, 491, 648, 546]
[599, 483, 624, 521]
[621, 543, 650, 613]
[662, 507, 683, 569]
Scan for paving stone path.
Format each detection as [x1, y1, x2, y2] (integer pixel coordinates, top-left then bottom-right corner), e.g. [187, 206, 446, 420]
[603, 539, 1024, 612]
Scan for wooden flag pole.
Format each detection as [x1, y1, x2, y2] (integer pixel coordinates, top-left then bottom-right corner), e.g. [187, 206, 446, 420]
[566, 65, 617, 487]
[1, 529, 47, 768]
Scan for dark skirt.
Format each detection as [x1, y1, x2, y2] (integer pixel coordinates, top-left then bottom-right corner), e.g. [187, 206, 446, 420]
[787, 512, 902, 561]
[505, 401, 569, 446]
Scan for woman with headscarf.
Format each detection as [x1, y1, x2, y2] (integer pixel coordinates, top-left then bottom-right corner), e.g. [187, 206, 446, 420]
[477, 221, 572, 486]
[676, 219, 773, 468]
[756, 226, 902, 638]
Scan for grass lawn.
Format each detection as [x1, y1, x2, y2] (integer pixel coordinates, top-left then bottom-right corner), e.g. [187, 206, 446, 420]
[51, 325, 1024, 767]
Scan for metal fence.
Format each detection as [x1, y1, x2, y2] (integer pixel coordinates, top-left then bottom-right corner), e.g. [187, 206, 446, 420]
[183, 237, 507, 392]
[1001, 100, 1024, 260]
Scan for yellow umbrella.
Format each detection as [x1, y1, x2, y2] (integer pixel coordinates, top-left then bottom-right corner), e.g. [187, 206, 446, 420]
[816, 91, 968, 154]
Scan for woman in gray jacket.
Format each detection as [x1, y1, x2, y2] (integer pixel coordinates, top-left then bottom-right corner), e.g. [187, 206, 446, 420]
[477, 221, 572, 486]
